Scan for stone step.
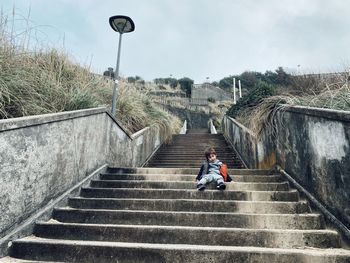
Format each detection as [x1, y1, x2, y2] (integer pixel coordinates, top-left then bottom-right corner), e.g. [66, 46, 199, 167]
[149, 154, 239, 158]
[147, 161, 241, 166]
[68, 197, 310, 214]
[149, 154, 238, 159]
[163, 145, 230, 148]
[151, 152, 238, 156]
[148, 159, 241, 163]
[156, 145, 233, 149]
[80, 187, 300, 201]
[99, 173, 284, 182]
[147, 163, 244, 168]
[151, 154, 239, 158]
[0, 257, 62, 262]
[155, 148, 234, 152]
[106, 167, 268, 175]
[170, 138, 228, 141]
[0, 257, 62, 263]
[52, 208, 323, 229]
[10, 238, 350, 262]
[166, 143, 230, 147]
[155, 149, 236, 152]
[89, 180, 290, 191]
[147, 161, 243, 166]
[33, 221, 340, 249]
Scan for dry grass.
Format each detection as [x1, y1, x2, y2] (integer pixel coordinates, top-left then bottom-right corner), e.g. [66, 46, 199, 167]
[117, 83, 181, 134]
[237, 72, 350, 137]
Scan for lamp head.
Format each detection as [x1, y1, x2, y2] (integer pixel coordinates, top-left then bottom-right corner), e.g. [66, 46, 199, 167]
[109, 15, 135, 34]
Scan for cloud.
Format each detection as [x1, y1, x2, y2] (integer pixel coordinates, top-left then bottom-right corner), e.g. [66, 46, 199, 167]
[2, 0, 350, 81]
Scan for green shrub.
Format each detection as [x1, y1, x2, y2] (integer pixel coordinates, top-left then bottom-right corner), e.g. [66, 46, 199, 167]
[226, 81, 276, 118]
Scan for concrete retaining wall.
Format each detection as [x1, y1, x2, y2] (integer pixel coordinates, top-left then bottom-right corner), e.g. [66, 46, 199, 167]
[192, 84, 232, 101]
[0, 107, 167, 238]
[222, 116, 259, 168]
[161, 105, 210, 129]
[276, 106, 350, 229]
[222, 105, 350, 228]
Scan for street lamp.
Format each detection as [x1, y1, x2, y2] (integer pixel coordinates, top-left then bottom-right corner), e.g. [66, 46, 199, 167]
[109, 15, 135, 116]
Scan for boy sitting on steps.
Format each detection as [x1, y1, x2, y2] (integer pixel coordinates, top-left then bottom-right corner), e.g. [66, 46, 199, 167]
[196, 147, 226, 191]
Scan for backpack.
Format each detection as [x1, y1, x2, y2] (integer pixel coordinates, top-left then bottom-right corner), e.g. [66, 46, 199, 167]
[220, 163, 232, 182]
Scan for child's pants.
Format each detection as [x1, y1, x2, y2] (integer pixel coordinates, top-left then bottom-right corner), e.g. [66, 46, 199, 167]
[198, 173, 224, 185]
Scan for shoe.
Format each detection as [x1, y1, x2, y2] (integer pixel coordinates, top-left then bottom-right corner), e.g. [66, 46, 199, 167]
[217, 182, 226, 190]
[197, 184, 206, 191]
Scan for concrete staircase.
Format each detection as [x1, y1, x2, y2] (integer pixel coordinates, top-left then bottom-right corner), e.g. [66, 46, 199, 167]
[2, 133, 350, 262]
[146, 129, 244, 168]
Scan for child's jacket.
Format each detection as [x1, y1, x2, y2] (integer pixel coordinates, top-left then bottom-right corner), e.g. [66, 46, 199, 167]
[196, 160, 232, 182]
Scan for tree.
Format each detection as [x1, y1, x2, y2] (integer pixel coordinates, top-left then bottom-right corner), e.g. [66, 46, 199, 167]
[178, 77, 194, 97]
[103, 67, 115, 79]
[275, 67, 291, 86]
[219, 77, 233, 91]
[211, 81, 219, 87]
[127, 76, 136, 83]
[239, 71, 258, 90]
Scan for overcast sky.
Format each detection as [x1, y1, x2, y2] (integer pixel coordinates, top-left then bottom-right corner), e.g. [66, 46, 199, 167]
[2, 0, 350, 83]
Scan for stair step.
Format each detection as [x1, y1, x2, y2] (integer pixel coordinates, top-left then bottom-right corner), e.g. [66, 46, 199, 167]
[0, 257, 62, 262]
[106, 167, 269, 175]
[33, 221, 340, 249]
[99, 173, 284, 182]
[80, 187, 300, 201]
[89, 180, 290, 191]
[52, 208, 323, 229]
[155, 148, 234, 152]
[147, 159, 241, 163]
[10, 238, 350, 263]
[147, 162, 242, 166]
[147, 162, 243, 167]
[149, 155, 239, 159]
[68, 197, 310, 213]
[148, 163, 244, 168]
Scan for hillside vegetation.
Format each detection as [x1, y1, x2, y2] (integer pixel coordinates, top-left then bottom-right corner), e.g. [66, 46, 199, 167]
[0, 11, 181, 135]
[224, 68, 350, 136]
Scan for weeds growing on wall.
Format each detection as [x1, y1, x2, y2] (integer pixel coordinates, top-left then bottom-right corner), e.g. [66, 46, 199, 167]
[0, 9, 181, 137]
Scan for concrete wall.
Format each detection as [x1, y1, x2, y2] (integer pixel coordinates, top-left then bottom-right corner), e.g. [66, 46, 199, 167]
[192, 84, 232, 101]
[275, 106, 350, 229]
[0, 108, 167, 238]
[161, 105, 210, 129]
[222, 105, 350, 228]
[222, 116, 259, 168]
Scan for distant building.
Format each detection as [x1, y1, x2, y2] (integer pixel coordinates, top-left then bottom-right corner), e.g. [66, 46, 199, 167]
[191, 83, 232, 101]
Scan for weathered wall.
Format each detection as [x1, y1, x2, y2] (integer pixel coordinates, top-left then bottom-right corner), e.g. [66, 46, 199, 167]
[0, 108, 167, 238]
[162, 105, 210, 129]
[222, 116, 272, 169]
[192, 84, 232, 101]
[223, 105, 350, 228]
[275, 106, 350, 228]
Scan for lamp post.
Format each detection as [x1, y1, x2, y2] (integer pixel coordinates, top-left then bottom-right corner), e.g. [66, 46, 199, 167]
[109, 15, 135, 116]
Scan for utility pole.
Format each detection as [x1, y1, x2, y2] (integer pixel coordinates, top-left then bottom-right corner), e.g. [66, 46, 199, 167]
[233, 77, 236, 104]
[238, 79, 242, 98]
